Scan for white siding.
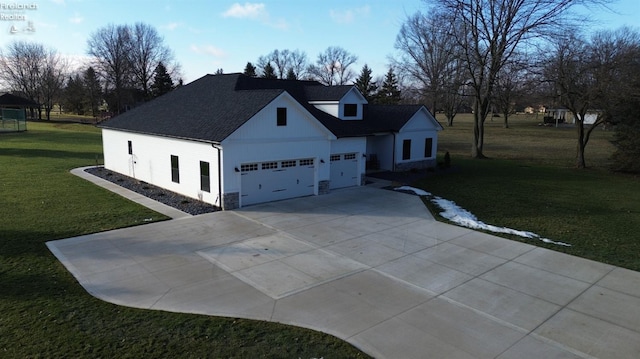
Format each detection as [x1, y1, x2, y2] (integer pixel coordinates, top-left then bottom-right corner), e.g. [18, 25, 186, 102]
[225, 93, 334, 142]
[221, 93, 334, 198]
[102, 129, 222, 206]
[366, 135, 394, 171]
[337, 88, 367, 120]
[395, 109, 441, 165]
[310, 102, 339, 117]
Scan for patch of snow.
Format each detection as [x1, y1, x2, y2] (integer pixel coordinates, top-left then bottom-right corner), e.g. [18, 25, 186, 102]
[395, 187, 571, 247]
[394, 186, 432, 196]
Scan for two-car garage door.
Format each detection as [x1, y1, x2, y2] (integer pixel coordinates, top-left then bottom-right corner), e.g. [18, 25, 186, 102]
[241, 158, 315, 206]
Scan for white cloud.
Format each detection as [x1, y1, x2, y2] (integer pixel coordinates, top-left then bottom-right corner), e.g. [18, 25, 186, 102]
[162, 22, 180, 31]
[222, 3, 266, 19]
[190, 44, 226, 58]
[221, 2, 288, 30]
[69, 13, 83, 24]
[330, 6, 371, 24]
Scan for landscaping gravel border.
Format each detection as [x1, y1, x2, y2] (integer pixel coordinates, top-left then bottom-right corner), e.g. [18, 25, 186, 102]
[85, 166, 220, 215]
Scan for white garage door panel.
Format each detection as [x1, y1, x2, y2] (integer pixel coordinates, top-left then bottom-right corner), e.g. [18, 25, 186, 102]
[241, 159, 314, 206]
[330, 153, 358, 189]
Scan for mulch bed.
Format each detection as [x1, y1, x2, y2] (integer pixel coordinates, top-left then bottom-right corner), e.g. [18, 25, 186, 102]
[85, 166, 220, 215]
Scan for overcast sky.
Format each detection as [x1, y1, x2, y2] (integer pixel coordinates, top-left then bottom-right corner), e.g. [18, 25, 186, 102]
[1, 0, 638, 83]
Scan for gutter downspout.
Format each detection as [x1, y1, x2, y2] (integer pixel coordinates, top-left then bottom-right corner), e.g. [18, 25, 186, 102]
[212, 143, 222, 209]
[392, 132, 396, 172]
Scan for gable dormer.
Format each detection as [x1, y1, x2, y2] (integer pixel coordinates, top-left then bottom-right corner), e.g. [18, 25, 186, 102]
[337, 87, 367, 120]
[306, 85, 368, 121]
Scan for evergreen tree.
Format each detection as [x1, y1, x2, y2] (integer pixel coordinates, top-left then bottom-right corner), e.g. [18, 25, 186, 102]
[62, 73, 86, 115]
[261, 63, 277, 79]
[375, 67, 401, 104]
[286, 68, 297, 80]
[354, 64, 377, 101]
[214, 68, 224, 75]
[151, 62, 174, 98]
[243, 62, 257, 77]
[84, 66, 102, 117]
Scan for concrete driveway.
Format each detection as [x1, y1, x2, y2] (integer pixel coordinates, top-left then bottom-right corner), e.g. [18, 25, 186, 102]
[48, 175, 640, 358]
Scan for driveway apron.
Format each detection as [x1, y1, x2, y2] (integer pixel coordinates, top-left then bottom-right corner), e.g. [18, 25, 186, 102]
[48, 174, 640, 359]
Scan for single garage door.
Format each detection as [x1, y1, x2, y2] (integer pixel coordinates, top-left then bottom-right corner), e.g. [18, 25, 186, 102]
[241, 158, 315, 206]
[330, 153, 358, 189]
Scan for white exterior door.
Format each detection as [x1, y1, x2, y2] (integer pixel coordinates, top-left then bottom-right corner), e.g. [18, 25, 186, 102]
[329, 153, 358, 189]
[241, 158, 315, 206]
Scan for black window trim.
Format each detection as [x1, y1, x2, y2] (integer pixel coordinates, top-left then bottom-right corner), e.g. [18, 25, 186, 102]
[171, 155, 180, 183]
[424, 137, 433, 158]
[344, 103, 358, 117]
[402, 139, 411, 160]
[277, 107, 287, 126]
[200, 160, 210, 192]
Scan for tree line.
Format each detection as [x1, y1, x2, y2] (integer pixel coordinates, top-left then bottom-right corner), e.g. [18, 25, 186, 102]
[0, 22, 181, 120]
[392, 0, 640, 172]
[239, 47, 403, 105]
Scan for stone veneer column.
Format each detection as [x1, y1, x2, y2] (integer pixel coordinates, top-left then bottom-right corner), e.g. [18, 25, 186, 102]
[318, 180, 330, 195]
[222, 192, 239, 210]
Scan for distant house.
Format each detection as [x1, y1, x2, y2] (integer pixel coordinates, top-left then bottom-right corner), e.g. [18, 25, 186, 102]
[544, 107, 601, 127]
[99, 74, 443, 209]
[0, 93, 38, 132]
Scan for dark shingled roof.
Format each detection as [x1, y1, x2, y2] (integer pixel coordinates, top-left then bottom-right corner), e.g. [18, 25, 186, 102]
[0, 93, 39, 107]
[100, 74, 283, 143]
[100, 73, 433, 142]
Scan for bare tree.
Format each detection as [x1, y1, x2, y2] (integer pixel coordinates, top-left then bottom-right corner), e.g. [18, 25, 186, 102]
[129, 22, 174, 100]
[394, 11, 461, 116]
[430, 0, 596, 158]
[308, 46, 358, 85]
[87, 24, 133, 114]
[270, 49, 290, 79]
[545, 27, 640, 168]
[288, 49, 309, 80]
[40, 50, 67, 120]
[256, 49, 309, 80]
[493, 56, 529, 128]
[0, 41, 46, 118]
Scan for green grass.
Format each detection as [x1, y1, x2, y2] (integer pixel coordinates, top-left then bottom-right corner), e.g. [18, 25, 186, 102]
[0, 122, 369, 358]
[415, 114, 640, 270]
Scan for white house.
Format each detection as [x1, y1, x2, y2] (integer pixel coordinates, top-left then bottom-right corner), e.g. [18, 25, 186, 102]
[99, 74, 443, 209]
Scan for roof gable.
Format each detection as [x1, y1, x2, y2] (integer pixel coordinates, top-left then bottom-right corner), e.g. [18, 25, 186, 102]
[399, 106, 444, 132]
[224, 92, 336, 143]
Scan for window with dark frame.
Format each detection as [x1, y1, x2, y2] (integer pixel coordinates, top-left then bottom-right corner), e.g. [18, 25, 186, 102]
[402, 139, 411, 160]
[171, 155, 180, 183]
[200, 161, 210, 192]
[424, 138, 433, 158]
[127, 141, 132, 155]
[344, 104, 357, 117]
[277, 107, 287, 126]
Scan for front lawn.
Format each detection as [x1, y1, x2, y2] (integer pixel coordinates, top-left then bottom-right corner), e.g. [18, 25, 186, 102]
[415, 114, 640, 270]
[0, 122, 368, 358]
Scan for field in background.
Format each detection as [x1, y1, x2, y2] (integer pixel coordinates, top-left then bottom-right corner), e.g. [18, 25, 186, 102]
[435, 113, 616, 169]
